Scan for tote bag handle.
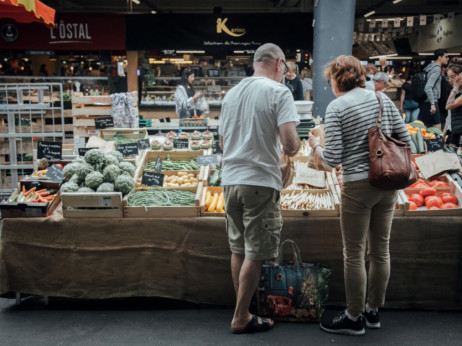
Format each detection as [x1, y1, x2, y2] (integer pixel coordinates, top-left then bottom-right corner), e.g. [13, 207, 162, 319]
[274, 239, 302, 267]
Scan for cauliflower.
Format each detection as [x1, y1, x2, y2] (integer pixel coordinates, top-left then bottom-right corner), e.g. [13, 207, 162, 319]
[85, 171, 104, 190]
[107, 150, 124, 163]
[61, 182, 79, 192]
[114, 174, 135, 195]
[118, 161, 136, 177]
[62, 162, 80, 180]
[104, 154, 119, 166]
[76, 163, 95, 181]
[84, 149, 105, 165]
[103, 164, 121, 183]
[78, 187, 94, 193]
[97, 182, 115, 192]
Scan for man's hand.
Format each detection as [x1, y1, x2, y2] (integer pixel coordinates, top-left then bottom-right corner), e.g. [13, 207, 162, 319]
[308, 132, 321, 149]
[430, 104, 436, 114]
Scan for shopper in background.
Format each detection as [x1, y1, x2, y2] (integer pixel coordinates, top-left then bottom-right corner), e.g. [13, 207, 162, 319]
[372, 72, 389, 92]
[300, 69, 313, 100]
[418, 49, 449, 129]
[365, 63, 378, 91]
[399, 71, 420, 123]
[308, 55, 410, 336]
[174, 69, 203, 118]
[445, 61, 462, 147]
[219, 43, 300, 334]
[38, 64, 48, 77]
[439, 65, 452, 129]
[283, 61, 304, 100]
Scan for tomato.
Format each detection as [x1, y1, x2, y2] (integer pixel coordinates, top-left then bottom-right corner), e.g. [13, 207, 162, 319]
[441, 193, 458, 205]
[408, 201, 417, 210]
[409, 193, 424, 207]
[419, 187, 437, 198]
[428, 206, 440, 210]
[413, 183, 430, 189]
[410, 179, 428, 188]
[425, 196, 443, 209]
[440, 203, 458, 209]
[432, 181, 449, 188]
[55, 163, 64, 169]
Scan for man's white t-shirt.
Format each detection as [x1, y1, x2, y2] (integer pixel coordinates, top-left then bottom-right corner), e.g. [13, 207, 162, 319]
[219, 76, 300, 191]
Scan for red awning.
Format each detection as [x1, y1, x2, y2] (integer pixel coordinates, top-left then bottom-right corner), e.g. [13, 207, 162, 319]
[0, 0, 55, 28]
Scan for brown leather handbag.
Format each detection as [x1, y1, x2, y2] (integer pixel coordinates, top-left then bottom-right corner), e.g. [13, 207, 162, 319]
[368, 93, 418, 190]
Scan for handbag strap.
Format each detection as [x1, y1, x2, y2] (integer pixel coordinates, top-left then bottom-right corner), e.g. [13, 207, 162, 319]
[375, 92, 384, 129]
[274, 239, 302, 266]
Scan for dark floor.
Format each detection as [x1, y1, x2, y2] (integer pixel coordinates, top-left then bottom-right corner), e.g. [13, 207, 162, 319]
[1, 296, 462, 346]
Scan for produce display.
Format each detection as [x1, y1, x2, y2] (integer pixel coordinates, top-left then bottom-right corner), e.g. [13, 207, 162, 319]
[204, 189, 225, 213]
[105, 133, 139, 146]
[145, 155, 199, 171]
[207, 165, 222, 186]
[281, 191, 336, 210]
[405, 178, 459, 211]
[7, 185, 58, 204]
[406, 120, 443, 154]
[136, 171, 199, 188]
[127, 189, 196, 207]
[61, 149, 136, 195]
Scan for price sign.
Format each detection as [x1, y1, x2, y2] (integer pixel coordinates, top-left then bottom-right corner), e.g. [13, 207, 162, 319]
[138, 138, 150, 150]
[197, 154, 218, 166]
[37, 141, 62, 160]
[78, 147, 98, 156]
[425, 137, 444, 152]
[174, 138, 189, 149]
[45, 164, 64, 182]
[293, 167, 326, 188]
[94, 117, 114, 130]
[155, 154, 162, 173]
[141, 172, 164, 187]
[116, 143, 139, 157]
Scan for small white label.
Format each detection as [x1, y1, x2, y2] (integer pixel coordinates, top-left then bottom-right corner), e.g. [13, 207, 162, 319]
[87, 130, 100, 135]
[293, 167, 326, 188]
[99, 197, 113, 207]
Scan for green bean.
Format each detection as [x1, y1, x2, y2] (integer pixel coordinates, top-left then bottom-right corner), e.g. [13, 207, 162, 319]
[145, 158, 198, 171]
[127, 189, 196, 207]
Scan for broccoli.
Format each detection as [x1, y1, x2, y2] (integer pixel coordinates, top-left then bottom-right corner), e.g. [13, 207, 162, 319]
[62, 162, 81, 180]
[114, 174, 135, 195]
[97, 182, 115, 192]
[85, 171, 104, 190]
[104, 154, 119, 166]
[76, 162, 95, 181]
[61, 182, 80, 192]
[118, 161, 136, 177]
[84, 149, 105, 165]
[103, 164, 121, 183]
[107, 150, 124, 163]
[78, 187, 95, 193]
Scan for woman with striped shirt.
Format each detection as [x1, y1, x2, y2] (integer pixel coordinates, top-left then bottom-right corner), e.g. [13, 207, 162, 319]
[308, 55, 410, 336]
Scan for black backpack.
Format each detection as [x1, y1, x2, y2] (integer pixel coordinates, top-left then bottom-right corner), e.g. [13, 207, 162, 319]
[410, 65, 440, 103]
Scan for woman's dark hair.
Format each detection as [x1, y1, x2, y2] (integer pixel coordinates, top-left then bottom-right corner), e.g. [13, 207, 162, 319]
[324, 55, 366, 92]
[179, 69, 195, 87]
[448, 62, 462, 75]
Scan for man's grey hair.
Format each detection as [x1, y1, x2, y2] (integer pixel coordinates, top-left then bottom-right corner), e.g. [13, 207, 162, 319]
[253, 43, 284, 64]
[373, 72, 389, 82]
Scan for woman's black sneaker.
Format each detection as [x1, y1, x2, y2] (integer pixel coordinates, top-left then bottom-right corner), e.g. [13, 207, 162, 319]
[363, 310, 381, 329]
[320, 311, 365, 336]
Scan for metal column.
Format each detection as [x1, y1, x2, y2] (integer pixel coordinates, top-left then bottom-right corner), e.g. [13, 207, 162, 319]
[313, 0, 356, 118]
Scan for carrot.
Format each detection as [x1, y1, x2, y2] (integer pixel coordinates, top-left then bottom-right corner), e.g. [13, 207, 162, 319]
[44, 196, 55, 200]
[37, 192, 50, 197]
[23, 187, 37, 197]
[22, 185, 26, 193]
[36, 189, 47, 193]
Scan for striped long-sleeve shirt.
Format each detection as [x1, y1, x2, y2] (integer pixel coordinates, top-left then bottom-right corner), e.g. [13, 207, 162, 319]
[321, 88, 411, 182]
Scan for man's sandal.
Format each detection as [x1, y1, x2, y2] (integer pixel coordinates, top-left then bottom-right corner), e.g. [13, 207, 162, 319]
[231, 315, 274, 334]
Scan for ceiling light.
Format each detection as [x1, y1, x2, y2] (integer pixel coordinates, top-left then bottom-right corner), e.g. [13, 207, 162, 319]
[176, 50, 205, 54]
[387, 56, 412, 60]
[233, 51, 245, 54]
[364, 11, 376, 18]
[151, 10, 157, 14]
[132, 0, 140, 4]
[392, 0, 403, 4]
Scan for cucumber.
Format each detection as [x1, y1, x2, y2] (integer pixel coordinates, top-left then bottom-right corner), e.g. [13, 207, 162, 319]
[409, 139, 418, 154]
[426, 127, 443, 135]
[410, 134, 418, 150]
[416, 130, 425, 153]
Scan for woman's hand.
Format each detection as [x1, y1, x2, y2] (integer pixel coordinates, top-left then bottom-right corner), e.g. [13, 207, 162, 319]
[308, 132, 321, 149]
[193, 91, 203, 100]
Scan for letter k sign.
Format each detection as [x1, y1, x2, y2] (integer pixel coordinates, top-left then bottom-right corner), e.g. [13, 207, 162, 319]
[216, 18, 245, 37]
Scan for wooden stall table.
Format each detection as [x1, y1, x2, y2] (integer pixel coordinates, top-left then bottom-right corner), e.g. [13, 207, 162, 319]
[1, 203, 462, 310]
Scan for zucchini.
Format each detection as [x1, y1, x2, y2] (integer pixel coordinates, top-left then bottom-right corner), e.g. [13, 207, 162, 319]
[410, 134, 418, 150]
[416, 130, 425, 153]
[409, 139, 418, 154]
[426, 127, 443, 135]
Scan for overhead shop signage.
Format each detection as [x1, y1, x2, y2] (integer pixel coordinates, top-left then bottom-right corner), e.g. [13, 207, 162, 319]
[126, 14, 313, 51]
[0, 14, 125, 50]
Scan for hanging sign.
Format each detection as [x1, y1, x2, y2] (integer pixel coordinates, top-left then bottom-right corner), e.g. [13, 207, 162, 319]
[420, 15, 427, 25]
[407, 17, 414, 27]
[394, 18, 401, 28]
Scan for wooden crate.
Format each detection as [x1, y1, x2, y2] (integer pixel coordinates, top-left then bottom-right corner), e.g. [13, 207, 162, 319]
[99, 128, 147, 141]
[61, 192, 124, 218]
[401, 175, 462, 216]
[280, 189, 340, 217]
[0, 181, 61, 218]
[135, 170, 201, 190]
[123, 182, 202, 218]
[200, 186, 225, 217]
[404, 174, 452, 195]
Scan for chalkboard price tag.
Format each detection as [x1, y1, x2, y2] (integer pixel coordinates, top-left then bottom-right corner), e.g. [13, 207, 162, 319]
[94, 117, 114, 130]
[141, 172, 164, 187]
[155, 154, 162, 173]
[116, 143, 139, 157]
[197, 154, 218, 166]
[78, 147, 98, 156]
[173, 138, 189, 149]
[37, 141, 62, 160]
[45, 164, 64, 182]
[138, 138, 150, 150]
[425, 137, 444, 152]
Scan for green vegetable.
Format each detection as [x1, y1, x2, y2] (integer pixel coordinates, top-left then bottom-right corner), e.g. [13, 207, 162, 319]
[97, 182, 115, 192]
[85, 171, 104, 190]
[74, 157, 86, 164]
[84, 149, 105, 165]
[426, 127, 443, 135]
[107, 150, 124, 163]
[103, 164, 121, 183]
[114, 174, 135, 195]
[416, 130, 425, 154]
[76, 163, 95, 181]
[78, 187, 95, 193]
[127, 189, 196, 207]
[208, 165, 221, 186]
[104, 154, 119, 166]
[106, 133, 139, 146]
[61, 182, 80, 192]
[146, 157, 198, 171]
[409, 139, 417, 155]
[62, 162, 81, 180]
[118, 161, 136, 177]
[69, 174, 81, 185]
